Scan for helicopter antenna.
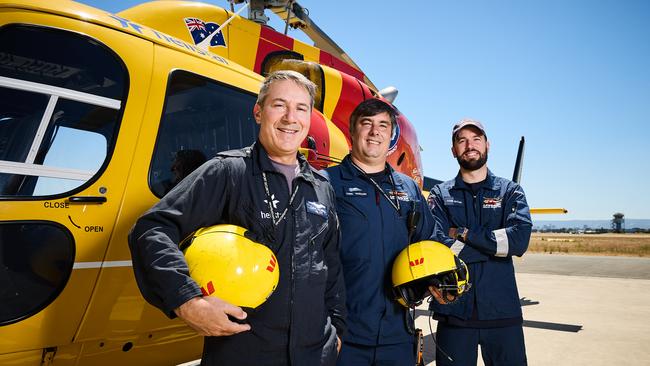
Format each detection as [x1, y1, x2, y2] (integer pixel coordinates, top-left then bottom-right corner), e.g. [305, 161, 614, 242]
[211, 1, 251, 50]
[229, 1, 377, 89]
[284, 0, 295, 35]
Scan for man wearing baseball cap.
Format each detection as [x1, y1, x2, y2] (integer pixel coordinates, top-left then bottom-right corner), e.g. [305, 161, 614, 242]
[426, 118, 532, 365]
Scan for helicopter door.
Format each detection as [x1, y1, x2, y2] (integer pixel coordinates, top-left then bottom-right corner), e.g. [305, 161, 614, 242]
[0, 21, 152, 353]
[70, 44, 261, 359]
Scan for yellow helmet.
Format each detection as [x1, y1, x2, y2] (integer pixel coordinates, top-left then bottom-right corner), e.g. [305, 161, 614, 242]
[392, 240, 469, 308]
[181, 224, 279, 309]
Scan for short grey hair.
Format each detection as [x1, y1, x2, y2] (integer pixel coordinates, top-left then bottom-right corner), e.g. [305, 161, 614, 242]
[256, 70, 316, 108]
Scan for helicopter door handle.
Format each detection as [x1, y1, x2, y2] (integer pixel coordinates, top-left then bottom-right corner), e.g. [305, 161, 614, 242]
[68, 196, 107, 204]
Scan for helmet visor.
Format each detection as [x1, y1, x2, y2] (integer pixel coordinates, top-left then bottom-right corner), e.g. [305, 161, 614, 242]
[395, 270, 461, 307]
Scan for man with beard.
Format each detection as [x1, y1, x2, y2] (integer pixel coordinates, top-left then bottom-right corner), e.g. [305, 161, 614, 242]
[427, 119, 532, 366]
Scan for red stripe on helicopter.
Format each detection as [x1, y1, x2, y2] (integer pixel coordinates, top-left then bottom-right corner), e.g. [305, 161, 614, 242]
[254, 26, 366, 87]
[261, 26, 294, 49]
[330, 71, 367, 143]
[319, 49, 365, 81]
[254, 26, 295, 74]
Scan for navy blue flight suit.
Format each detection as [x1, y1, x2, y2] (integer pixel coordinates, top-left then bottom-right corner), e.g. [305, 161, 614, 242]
[428, 170, 532, 366]
[325, 155, 434, 366]
[129, 143, 346, 366]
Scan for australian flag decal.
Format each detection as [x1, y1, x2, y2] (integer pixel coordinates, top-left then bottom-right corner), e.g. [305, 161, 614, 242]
[185, 18, 226, 48]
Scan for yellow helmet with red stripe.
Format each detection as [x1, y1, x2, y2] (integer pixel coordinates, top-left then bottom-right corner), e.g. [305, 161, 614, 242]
[182, 225, 279, 309]
[392, 241, 469, 307]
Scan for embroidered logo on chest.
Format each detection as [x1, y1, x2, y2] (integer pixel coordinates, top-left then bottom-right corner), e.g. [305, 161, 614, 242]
[483, 197, 502, 209]
[306, 201, 328, 219]
[388, 190, 410, 202]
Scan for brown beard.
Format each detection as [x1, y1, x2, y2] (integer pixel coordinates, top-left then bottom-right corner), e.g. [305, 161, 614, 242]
[457, 150, 488, 171]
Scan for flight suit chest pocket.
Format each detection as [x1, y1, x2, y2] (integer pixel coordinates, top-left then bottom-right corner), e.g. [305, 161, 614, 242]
[443, 197, 464, 207]
[338, 184, 371, 221]
[481, 195, 505, 225]
[342, 184, 369, 198]
[442, 194, 467, 227]
[395, 198, 414, 239]
[388, 185, 414, 219]
[306, 201, 329, 284]
[395, 193, 415, 217]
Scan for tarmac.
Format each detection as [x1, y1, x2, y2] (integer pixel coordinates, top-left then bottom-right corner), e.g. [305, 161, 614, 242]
[414, 254, 650, 365]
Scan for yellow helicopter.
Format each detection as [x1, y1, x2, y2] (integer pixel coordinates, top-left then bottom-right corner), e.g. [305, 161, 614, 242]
[0, 1, 431, 364]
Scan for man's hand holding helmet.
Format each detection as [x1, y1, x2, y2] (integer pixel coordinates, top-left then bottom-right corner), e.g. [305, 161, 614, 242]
[178, 224, 280, 336]
[392, 241, 470, 308]
[175, 296, 250, 336]
[428, 285, 460, 305]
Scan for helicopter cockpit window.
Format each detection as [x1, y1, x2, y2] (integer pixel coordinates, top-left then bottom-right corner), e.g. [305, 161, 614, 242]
[149, 70, 258, 197]
[0, 25, 126, 198]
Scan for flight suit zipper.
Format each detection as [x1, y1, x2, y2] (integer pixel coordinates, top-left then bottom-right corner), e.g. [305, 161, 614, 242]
[473, 192, 479, 225]
[288, 179, 296, 366]
[308, 220, 328, 283]
[376, 180, 388, 343]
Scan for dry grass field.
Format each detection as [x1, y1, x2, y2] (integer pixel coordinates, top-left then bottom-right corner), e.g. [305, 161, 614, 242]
[529, 232, 650, 257]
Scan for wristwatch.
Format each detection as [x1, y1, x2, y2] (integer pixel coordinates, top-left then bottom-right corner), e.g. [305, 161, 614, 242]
[455, 227, 468, 242]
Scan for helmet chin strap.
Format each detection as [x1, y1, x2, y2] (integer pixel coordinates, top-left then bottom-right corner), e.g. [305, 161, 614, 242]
[406, 201, 421, 283]
[404, 204, 421, 337]
[391, 240, 472, 363]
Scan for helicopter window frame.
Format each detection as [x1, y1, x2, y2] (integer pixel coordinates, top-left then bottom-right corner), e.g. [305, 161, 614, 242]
[148, 69, 259, 198]
[0, 24, 129, 199]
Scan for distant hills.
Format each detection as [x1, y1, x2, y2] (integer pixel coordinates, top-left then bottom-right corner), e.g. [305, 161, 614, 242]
[533, 219, 650, 230]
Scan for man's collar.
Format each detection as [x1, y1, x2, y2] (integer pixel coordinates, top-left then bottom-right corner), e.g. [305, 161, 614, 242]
[453, 169, 500, 190]
[340, 155, 402, 185]
[295, 150, 316, 184]
[251, 141, 275, 175]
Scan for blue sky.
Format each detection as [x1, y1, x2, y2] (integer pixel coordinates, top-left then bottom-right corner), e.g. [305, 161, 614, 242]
[80, 0, 650, 220]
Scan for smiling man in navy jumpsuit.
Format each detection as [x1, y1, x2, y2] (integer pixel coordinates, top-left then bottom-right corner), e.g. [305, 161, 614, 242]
[129, 71, 345, 366]
[325, 99, 435, 365]
[428, 119, 532, 366]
